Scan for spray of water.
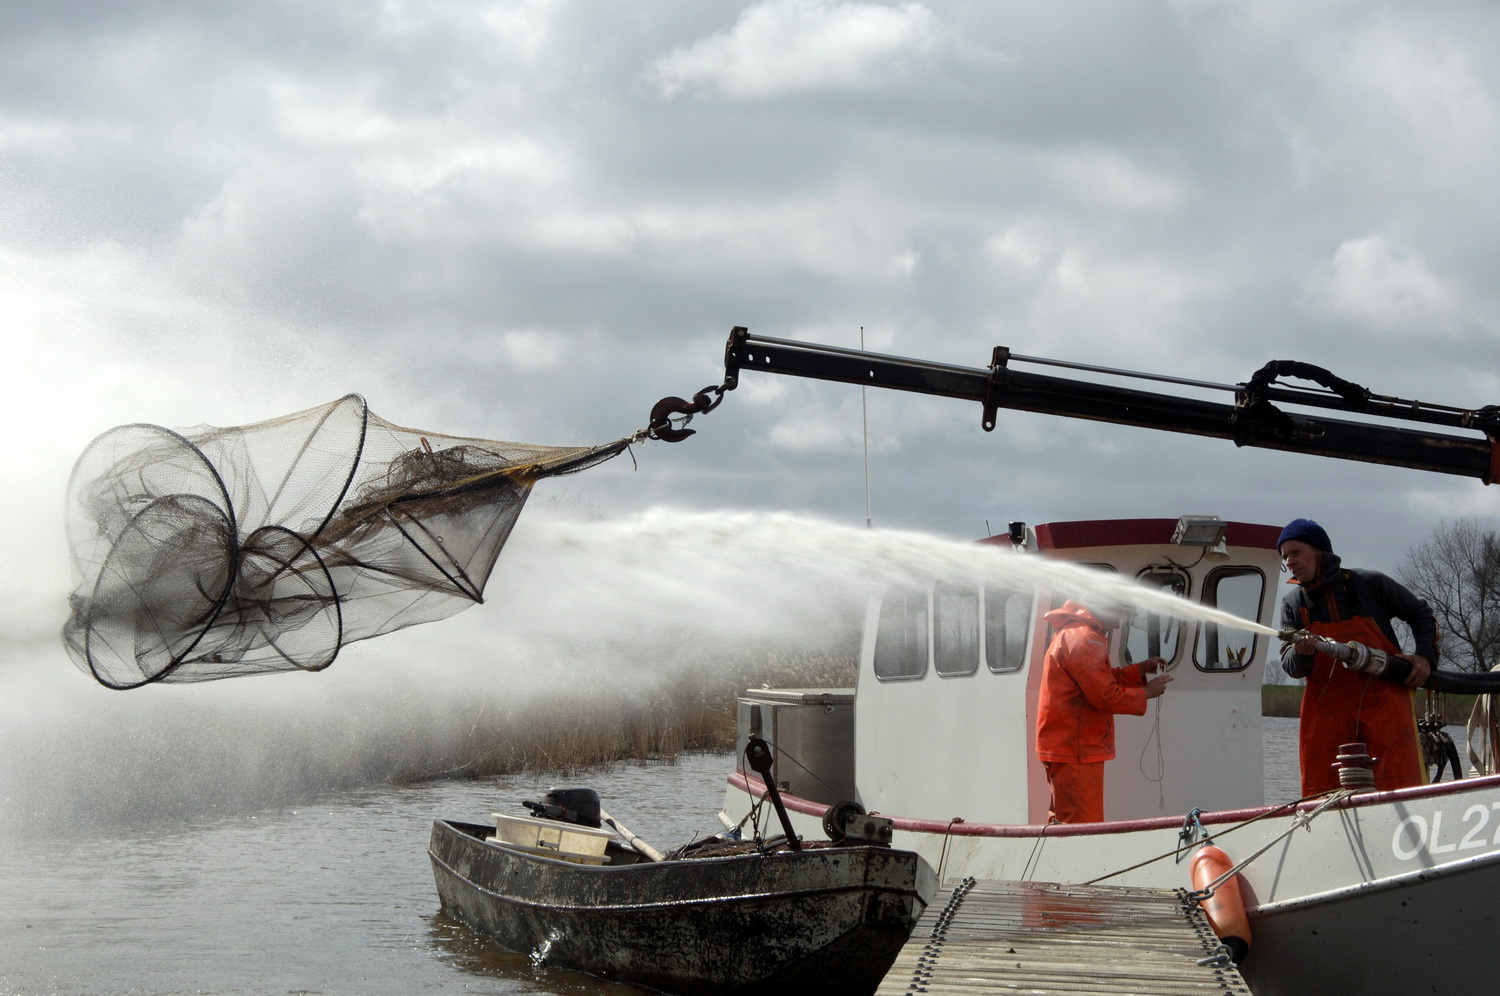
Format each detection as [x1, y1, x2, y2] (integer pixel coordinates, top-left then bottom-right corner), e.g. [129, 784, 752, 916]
[520, 507, 1278, 640]
[0, 505, 1273, 836]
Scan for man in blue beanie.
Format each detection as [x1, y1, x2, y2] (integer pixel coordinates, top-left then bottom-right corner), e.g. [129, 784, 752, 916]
[1278, 518, 1437, 794]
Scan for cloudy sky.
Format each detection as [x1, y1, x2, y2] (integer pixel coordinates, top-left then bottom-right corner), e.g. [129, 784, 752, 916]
[6, 0, 1500, 663]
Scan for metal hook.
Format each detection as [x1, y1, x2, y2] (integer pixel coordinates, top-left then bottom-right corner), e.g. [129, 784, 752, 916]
[647, 384, 726, 442]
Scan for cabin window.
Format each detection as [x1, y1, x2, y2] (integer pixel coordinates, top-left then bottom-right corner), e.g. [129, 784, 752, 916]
[985, 586, 1030, 673]
[933, 582, 979, 677]
[1195, 568, 1264, 672]
[1121, 571, 1187, 666]
[874, 587, 928, 680]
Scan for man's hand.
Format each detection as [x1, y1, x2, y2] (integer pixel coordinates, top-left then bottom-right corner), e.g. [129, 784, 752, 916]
[1138, 656, 1168, 676]
[1400, 654, 1432, 689]
[1145, 673, 1173, 699]
[1294, 635, 1318, 656]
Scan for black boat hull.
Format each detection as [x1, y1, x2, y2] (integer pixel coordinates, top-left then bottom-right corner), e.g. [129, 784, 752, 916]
[429, 819, 935, 995]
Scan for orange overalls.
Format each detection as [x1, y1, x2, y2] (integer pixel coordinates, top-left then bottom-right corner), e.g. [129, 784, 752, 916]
[1036, 601, 1149, 823]
[1296, 611, 1426, 795]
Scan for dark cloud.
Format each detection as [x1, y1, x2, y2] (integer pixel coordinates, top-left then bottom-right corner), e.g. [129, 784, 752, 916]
[5, 0, 1499, 609]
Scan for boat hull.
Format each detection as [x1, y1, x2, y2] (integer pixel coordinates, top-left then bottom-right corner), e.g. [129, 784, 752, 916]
[723, 773, 1500, 995]
[1240, 848, 1500, 996]
[429, 820, 936, 995]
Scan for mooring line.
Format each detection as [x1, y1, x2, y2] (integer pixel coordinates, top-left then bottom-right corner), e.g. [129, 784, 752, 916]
[1086, 788, 1347, 885]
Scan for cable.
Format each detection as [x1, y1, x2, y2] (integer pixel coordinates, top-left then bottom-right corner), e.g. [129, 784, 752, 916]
[1086, 789, 1340, 885]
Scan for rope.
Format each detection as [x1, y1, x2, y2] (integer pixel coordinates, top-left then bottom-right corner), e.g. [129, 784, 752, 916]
[1086, 789, 1347, 885]
[1021, 821, 1052, 881]
[1175, 808, 1207, 864]
[759, 742, 845, 802]
[1138, 693, 1167, 809]
[1183, 790, 1355, 902]
[937, 817, 964, 883]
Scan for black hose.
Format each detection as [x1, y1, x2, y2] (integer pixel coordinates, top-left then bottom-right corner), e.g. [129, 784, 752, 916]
[1425, 669, 1500, 694]
[1441, 736, 1464, 781]
[1247, 360, 1372, 403]
[1371, 655, 1500, 694]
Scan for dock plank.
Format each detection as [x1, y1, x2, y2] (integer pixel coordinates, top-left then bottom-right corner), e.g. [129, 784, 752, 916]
[876, 878, 1251, 995]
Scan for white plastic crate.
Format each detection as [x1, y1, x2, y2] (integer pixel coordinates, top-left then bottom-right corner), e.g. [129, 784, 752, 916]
[492, 812, 613, 858]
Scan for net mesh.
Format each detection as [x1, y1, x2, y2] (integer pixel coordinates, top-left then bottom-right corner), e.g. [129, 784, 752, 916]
[63, 394, 633, 688]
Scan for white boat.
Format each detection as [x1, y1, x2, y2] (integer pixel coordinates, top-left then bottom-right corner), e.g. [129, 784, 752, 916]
[717, 516, 1500, 996]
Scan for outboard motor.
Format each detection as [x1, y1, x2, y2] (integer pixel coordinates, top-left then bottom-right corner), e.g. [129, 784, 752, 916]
[522, 787, 602, 828]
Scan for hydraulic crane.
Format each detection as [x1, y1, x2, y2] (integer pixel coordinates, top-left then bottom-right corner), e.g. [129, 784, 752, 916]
[648, 326, 1500, 483]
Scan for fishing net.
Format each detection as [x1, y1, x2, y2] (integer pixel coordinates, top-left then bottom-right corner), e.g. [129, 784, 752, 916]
[63, 394, 636, 689]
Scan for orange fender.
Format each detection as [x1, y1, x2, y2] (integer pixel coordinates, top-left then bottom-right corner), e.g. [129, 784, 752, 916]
[1190, 844, 1251, 963]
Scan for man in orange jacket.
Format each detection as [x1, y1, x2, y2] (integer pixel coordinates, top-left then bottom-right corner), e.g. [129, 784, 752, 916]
[1035, 599, 1171, 824]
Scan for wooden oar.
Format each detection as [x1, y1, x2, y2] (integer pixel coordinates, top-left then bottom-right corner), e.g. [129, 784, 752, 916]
[600, 809, 665, 862]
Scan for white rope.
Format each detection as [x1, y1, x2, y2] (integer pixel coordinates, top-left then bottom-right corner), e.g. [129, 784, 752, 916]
[1138, 693, 1167, 809]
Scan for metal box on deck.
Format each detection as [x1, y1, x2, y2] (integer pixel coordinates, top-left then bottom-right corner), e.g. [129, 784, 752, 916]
[735, 687, 855, 805]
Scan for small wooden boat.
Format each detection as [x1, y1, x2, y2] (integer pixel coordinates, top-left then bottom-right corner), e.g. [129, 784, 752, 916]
[428, 813, 935, 995]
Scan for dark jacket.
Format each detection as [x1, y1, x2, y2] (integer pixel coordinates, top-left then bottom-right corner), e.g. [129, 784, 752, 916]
[1278, 552, 1439, 679]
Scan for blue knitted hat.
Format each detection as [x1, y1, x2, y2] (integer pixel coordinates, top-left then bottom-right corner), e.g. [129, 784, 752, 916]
[1277, 518, 1332, 553]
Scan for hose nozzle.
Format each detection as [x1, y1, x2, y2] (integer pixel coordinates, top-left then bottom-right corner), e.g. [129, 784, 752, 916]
[1325, 639, 1394, 676]
[1284, 631, 1402, 679]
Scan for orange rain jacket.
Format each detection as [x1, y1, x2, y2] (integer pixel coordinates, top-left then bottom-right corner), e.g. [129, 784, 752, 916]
[1035, 600, 1150, 764]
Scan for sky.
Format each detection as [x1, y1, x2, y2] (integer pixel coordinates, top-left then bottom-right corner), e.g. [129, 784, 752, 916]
[6, 0, 1500, 686]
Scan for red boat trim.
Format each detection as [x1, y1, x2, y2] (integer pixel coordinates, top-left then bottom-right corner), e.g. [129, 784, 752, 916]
[727, 770, 1500, 837]
[1029, 518, 1282, 552]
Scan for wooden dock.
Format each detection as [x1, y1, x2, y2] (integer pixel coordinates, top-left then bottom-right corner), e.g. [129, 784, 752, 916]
[875, 878, 1251, 994]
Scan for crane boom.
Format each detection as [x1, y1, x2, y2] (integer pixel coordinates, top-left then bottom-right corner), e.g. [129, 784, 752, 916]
[691, 327, 1498, 484]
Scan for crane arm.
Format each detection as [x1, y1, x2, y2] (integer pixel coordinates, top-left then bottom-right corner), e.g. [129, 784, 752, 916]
[658, 327, 1498, 483]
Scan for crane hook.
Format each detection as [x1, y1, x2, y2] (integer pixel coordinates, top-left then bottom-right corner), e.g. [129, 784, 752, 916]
[647, 384, 726, 442]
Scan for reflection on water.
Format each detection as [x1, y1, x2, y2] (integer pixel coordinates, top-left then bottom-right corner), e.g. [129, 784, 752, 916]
[425, 911, 657, 995]
[0, 722, 1475, 995]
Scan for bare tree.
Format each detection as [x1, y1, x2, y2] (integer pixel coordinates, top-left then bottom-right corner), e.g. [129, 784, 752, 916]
[1397, 519, 1500, 674]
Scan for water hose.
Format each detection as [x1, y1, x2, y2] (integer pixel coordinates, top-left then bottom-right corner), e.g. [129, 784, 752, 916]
[1280, 630, 1500, 693]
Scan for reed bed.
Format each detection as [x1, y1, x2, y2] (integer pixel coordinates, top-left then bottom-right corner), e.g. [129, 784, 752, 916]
[405, 652, 857, 782]
[1263, 683, 1475, 724]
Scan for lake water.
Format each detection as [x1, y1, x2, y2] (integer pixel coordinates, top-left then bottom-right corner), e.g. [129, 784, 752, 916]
[0, 717, 1470, 996]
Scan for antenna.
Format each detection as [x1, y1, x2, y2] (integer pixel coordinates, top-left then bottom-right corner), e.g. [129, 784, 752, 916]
[861, 326, 872, 529]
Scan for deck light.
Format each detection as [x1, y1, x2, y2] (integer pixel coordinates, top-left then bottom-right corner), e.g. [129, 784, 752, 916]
[1172, 515, 1227, 548]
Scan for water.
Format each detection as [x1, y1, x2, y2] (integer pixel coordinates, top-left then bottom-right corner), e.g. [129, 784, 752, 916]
[1262, 714, 1301, 802]
[2, 719, 1472, 996]
[0, 754, 735, 996]
[510, 510, 1278, 643]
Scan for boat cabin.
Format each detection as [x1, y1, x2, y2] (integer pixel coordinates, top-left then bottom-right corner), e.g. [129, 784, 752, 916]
[737, 517, 1285, 825]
